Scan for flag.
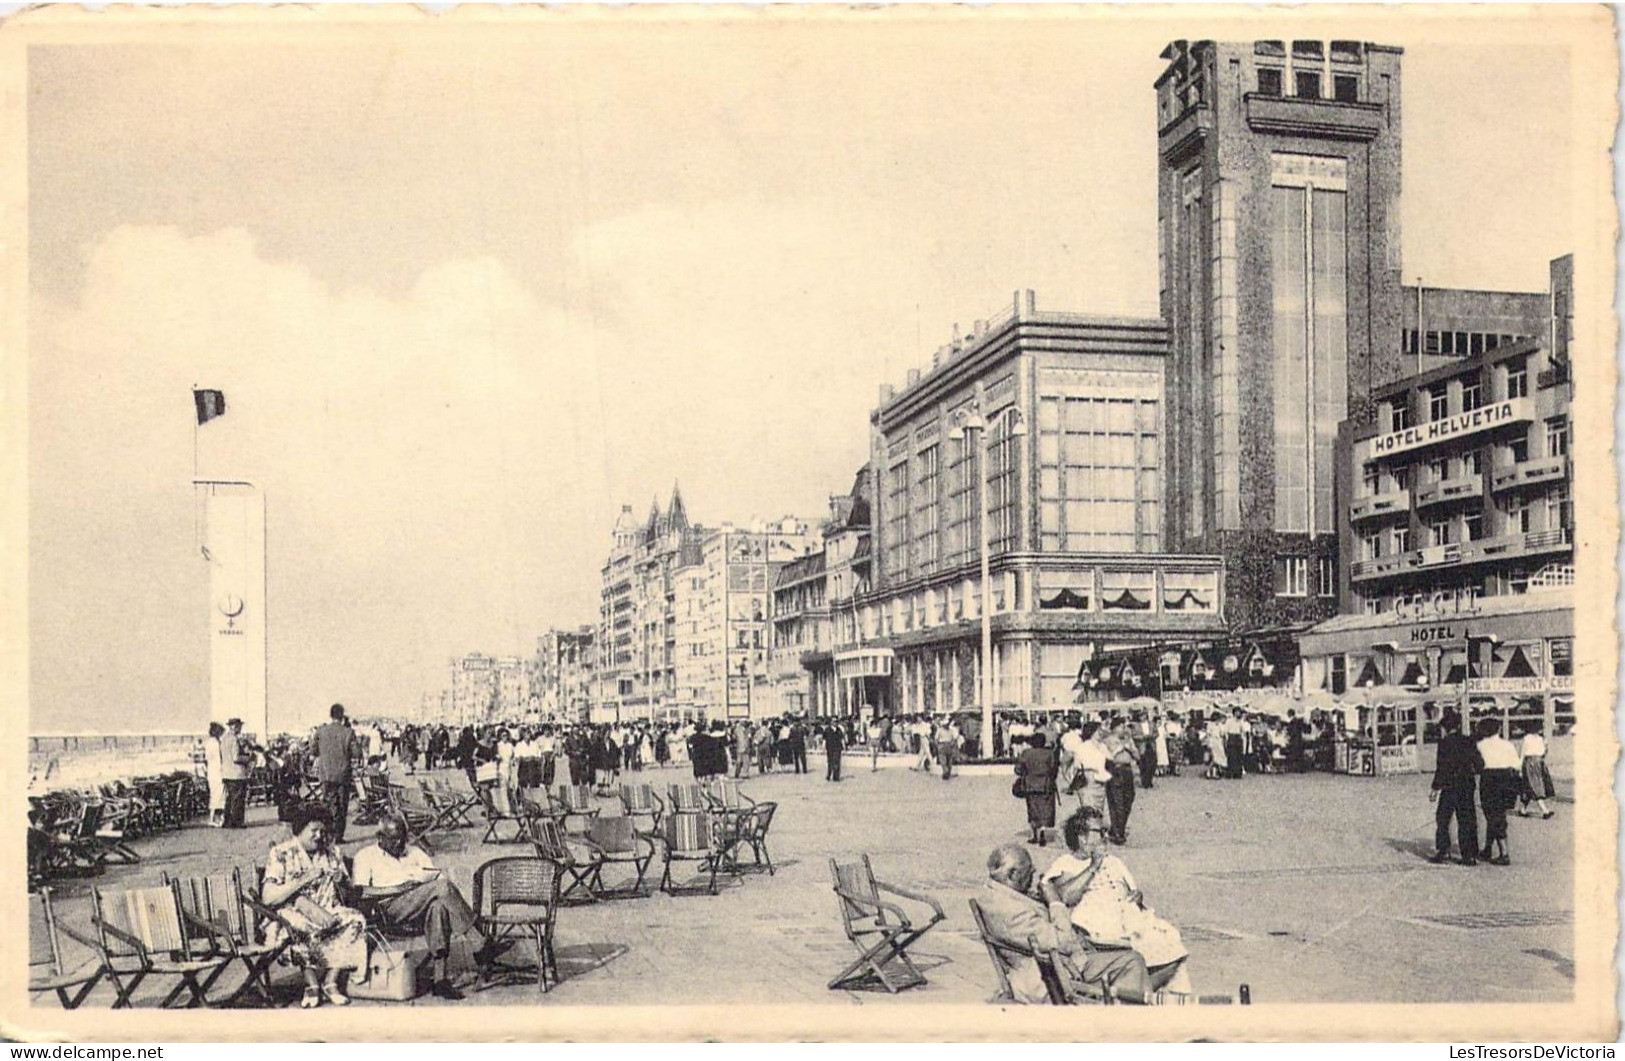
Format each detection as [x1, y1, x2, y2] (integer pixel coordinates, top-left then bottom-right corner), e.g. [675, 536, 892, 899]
[193, 389, 227, 425]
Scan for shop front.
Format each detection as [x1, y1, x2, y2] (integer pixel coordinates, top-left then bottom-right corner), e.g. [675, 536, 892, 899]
[1299, 593, 1573, 741]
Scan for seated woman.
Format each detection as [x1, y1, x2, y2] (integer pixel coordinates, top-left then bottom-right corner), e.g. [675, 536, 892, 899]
[261, 801, 369, 1008]
[1041, 809, 1193, 995]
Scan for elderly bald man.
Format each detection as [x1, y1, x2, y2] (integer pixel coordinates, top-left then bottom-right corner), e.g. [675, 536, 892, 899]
[352, 815, 494, 999]
[977, 843, 1150, 1004]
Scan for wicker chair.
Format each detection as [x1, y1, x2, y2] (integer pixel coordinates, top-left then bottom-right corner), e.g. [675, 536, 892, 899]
[472, 856, 562, 991]
[659, 812, 725, 896]
[617, 783, 665, 835]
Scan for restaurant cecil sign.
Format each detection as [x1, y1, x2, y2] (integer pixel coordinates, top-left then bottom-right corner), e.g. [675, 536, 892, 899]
[1366, 398, 1530, 459]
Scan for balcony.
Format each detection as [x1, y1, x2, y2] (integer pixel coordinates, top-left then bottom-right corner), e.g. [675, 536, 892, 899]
[1350, 490, 1411, 523]
[1538, 362, 1571, 390]
[1244, 93, 1385, 141]
[1413, 476, 1483, 510]
[1490, 455, 1569, 495]
[1350, 527, 1573, 583]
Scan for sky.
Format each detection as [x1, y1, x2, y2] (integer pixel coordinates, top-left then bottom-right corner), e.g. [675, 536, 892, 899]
[26, 14, 1584, 734]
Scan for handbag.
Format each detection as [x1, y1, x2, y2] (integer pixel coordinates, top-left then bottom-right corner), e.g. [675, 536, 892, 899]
[1011, 777, 1028, 799]
[289, 895, 340, 934]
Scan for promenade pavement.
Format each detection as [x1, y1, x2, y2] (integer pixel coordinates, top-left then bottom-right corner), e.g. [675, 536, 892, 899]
[36, 739, 1574, 1008]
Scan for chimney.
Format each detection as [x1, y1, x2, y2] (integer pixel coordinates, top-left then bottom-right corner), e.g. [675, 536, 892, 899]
[974, 319, 986, 336]
[1026, 289, 1037, 314]
[931, 348, 942, 369]
[879, 384, 895, 403]
[906, 368, 921, 386]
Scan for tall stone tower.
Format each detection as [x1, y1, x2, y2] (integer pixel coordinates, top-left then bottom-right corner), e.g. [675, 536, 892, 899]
[1156, 39, 1405, 633]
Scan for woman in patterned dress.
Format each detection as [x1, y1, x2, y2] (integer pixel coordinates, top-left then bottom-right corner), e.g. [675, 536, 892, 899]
[262, 802, 368, 1008]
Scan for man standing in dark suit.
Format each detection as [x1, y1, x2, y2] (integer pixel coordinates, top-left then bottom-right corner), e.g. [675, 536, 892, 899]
[823, 721, 844, 782]
[790, 719, 809, 774]
[312, 703, 360, 843]
[1429, 711, 1483, 865]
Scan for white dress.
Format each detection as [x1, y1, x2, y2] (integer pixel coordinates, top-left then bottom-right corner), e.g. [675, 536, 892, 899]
[205, 736, 226, 814]
[1044, 852, 1187, 968]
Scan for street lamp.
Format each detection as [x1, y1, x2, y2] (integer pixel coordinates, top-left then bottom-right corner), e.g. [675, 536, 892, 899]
[947, 403, 1028, 759]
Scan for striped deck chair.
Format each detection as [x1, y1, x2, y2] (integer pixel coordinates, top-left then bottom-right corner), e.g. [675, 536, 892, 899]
[659, 812, 723, 896]
[617, 783, 665, 835]
[550, 784, 601, 834]
[584, 816, 656, 899]
[477, 783, 527, 844]
[89, 883, 233, 1008]
[827, 855, 944, 993]
[30, 887, 105, 1009]
[704, 777, 756, 813]
[165, 868, 287, 1006]
[426, 776, 479, 827]
[528, 815, 603, 903]
[666, 782, 709, 815]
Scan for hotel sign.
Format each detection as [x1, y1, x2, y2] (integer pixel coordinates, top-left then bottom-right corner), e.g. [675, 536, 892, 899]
[1367, 398, 1531, 460]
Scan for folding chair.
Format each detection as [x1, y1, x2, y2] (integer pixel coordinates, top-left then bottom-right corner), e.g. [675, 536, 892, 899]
[89, 883, 233, 1008]
[89, 796, 142, 866]
[528, 815, 605, 904]
[476, 783, 527, 844]
[165, 869, 285, 1006]
[704, 777, 756, 813]
[472, 856, 562, 992]
[659, 812, 724, 896]
[666, 782, 709, 814]
[723, 801, 778, 876]
[583, 816, 656, 899]
[30, 887, 106, 1009]
[967, 898, 1084, 1005]
[550, 784, 601, 835]
[389, 782, 457, 851]
[827, 855, 944, 993]
[617, 783, 666, 835]
[425, 776, 479, 827]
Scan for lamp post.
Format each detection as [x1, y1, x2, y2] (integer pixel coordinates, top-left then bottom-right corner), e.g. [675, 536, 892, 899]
[948, 404, 1027, 759]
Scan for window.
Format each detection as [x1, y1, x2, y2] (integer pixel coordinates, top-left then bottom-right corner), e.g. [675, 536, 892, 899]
[1392, 467, 1410, 492]
[1361, 531, 1381, 561]
[1428, 519, 1451, 547]
[1361, 463, 1380, 497]
[1546, 484, 1571, 531]
[1546, 417, 1569, 458]
[1463, 510, 1484, 542]
[1317, 556, 1337, 597]
[1508, 436, 1530, 464]
[1389, 400, 1413, 432]
[1428, 456, 1450, 484]
[1038, 393, 1160, 553]
[1257, 67, 1283, 96]
[1255, 40, 1286, 57]
[1362, 597, 1380, 617]
[1294, 70, 1321, 99]
[1291, 40, 1324, 60]
[1505, 357, 1529, 399]
[1403, 329, 1419, 358]
[1428, 385, 1449, 421]
[1391, 525, 1411, 554]
[1506, 497, 1530, 535]
[1330, 654, 1347, 694]
[1274, 556, 1308, 597]
[1461, 376, 1483, 412]
[1462, 450, 1482, 477]
[914, 444, 940, 570]
[1333, 74, 1359, 102]
[885, 458, 911, 579]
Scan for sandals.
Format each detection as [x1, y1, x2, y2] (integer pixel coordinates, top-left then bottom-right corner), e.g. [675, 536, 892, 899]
[322, 984, 350, 1006]
[300, 986, 322, 1009]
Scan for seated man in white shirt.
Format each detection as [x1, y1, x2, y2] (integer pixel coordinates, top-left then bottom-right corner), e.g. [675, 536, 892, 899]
[352, 815, 498, 999]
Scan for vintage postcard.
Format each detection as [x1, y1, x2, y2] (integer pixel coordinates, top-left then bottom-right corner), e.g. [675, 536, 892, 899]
[0, 3, 1617, 1043]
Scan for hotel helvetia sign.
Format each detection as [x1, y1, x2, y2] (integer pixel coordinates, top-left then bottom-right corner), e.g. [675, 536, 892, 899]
[1366, 398, 1531, 459]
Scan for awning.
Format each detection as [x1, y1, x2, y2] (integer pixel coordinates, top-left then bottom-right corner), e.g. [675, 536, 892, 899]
[834, 648, 894, 679]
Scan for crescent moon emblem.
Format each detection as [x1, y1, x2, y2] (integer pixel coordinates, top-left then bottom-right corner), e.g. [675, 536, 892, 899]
[218, 594, 246, 619]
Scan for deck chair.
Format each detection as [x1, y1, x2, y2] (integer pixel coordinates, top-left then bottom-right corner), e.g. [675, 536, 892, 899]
[617, 783, 665, 834]
[472, 856, 562, 992]
[659, 812, 724, 896]
[666, 782, 709, 814]
[827, 855, 945, 993]
[30, 887, 105, 1009]
[90, 797, 142, 866]
[476, 783, 527, 844]
[89, 883, 233, 1008]
[967, 898, 1083, 1005]
[165, 869, 286, 1006]
[528, 814, 605, 903]
[583, 816, 656, 899]
[704, 777, 756, 813]
[389, 782, 456, 850]
[723, 801, 778, 875]
[425, 776, 479, 827]
[550, 784, 601, 834]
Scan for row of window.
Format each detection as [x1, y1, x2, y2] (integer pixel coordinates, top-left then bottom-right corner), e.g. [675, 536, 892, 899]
[1359, 418, 1569, 498]
[1357, 486, 1572, 558]
[1383, 357, 1532, 432]
[1403, 329, 1526, 360]
[1357, 568, 1574, 616]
